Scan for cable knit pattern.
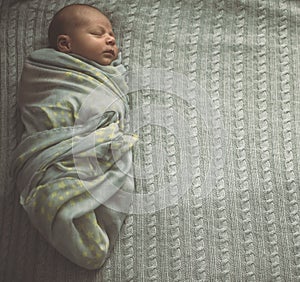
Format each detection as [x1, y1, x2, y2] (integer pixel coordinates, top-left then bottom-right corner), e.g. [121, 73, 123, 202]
[209, 0, 231, 280]
[0, 0, 10, 277]
[1, 5, 20, 282]
[141, 3, 161, 281]
[162, 1, 184, 281]
[233, 1, 257, 280]
[278, 0, 300, 279]
[186, 1, 207, 280]
[256, 0, 282, 280]
[1, 0, 300, 281]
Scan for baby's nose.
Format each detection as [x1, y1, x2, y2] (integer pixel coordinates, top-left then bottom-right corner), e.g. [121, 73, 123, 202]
[106, 35, 115, 45]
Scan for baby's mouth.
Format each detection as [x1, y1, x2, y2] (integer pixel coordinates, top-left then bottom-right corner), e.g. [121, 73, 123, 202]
[103, 50, 115, 56]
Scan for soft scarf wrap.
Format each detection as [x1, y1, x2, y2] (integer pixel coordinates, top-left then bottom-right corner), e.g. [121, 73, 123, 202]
[11, 48, 138, 269]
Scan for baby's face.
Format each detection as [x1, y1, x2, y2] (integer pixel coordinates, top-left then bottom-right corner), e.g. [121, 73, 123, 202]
[68, 11, 118, 66]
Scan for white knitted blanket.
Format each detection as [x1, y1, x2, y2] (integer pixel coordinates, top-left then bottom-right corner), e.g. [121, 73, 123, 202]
[1, 0, 300, 281]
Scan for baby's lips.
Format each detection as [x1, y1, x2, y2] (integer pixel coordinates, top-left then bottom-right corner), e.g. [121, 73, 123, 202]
[103, 50, 115, 56]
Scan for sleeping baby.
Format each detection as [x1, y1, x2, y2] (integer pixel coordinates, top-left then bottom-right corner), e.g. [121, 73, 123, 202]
[12, 4, 137, 270]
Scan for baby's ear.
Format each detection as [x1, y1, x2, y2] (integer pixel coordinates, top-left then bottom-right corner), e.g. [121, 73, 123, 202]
[57, 35, 71, 53]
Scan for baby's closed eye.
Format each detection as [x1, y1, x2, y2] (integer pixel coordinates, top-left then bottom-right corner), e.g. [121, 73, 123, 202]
[90, 31, 104, 37]
[90, 27, 105, 36]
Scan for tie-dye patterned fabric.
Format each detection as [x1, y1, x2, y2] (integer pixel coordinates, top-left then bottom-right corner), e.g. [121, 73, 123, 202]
[11, 48, 138, 269]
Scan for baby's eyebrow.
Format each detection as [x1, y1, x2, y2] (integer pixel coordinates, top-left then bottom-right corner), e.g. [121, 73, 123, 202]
[93, 25, 105, 31]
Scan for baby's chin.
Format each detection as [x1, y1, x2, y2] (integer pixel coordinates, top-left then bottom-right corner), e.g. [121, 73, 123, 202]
[97, 54, 118, 66]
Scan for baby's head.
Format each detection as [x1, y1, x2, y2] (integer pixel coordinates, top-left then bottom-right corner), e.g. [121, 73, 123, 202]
[48, 4, 118, 66]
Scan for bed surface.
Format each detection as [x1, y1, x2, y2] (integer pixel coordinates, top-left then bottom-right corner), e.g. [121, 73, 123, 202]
[1, 0, 300, 281]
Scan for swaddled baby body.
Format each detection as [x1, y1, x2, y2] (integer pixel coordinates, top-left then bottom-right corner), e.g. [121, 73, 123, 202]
[12, 4, 137, 270]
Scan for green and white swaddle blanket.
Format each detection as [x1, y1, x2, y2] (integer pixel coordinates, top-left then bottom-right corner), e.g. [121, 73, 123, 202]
[12, 48, 138, 269]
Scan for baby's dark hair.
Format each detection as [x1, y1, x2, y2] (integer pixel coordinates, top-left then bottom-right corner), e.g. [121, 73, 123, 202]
[48, 4, 104, 49]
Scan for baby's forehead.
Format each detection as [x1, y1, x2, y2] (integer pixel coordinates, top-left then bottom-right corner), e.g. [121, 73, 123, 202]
[73, 8, 112, 28]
